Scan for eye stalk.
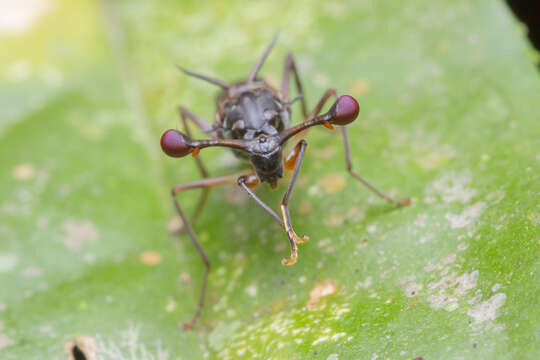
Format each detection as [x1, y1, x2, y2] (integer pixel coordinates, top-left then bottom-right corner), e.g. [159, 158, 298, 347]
[160, 128, 257, 158]
[161, 129, 193, 157]
[278, 95, 360, 144]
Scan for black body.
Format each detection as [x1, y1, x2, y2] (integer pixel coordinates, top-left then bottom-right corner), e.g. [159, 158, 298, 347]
[214, 81, 290, 187]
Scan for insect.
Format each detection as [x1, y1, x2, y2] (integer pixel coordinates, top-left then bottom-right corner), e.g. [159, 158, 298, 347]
[160, 35, 410, 329]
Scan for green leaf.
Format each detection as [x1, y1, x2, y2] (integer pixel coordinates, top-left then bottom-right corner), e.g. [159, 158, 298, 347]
[1, 0, 539, 359]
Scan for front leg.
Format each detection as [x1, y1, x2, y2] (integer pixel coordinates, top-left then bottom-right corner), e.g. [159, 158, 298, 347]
[280, 140, 309, 266]
[237, 141, 309, 266]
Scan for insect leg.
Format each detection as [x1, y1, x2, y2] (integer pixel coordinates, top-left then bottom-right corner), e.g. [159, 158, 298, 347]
[307, 88, 337, 120]
[178, 106, 216, 138]
[238, 176, 284, 227]
[340, 126, 411, 206]
[171, 172, 248, 329]
[295, 90, 411, 206]
[280, 140, 309, 265]
[288, 88, 339, 141]
[237, 169, 308, 266]
[281, 53, 308, 119]
[178, 106, 216, 224]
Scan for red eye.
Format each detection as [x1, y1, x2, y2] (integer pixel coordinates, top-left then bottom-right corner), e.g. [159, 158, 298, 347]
[160, 129, 192, 157]
[331, 95, 359, 126]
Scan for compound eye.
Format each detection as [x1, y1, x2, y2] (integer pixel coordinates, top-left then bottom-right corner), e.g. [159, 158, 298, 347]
[331, 95, 360, 126]
[160, 129, 192, 157]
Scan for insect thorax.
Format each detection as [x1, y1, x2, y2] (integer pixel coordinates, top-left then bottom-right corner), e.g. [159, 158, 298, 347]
[214, 83, 290, 160]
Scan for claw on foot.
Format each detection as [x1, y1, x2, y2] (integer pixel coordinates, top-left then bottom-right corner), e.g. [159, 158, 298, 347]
[295, 234, 309, 244]
[281, 255, 296, 266]
[288, 230, 309, 245]
[281, 243, 298, 266]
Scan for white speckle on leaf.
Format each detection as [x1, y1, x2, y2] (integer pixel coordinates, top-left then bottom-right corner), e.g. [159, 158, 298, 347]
[165, 297, 177, 312]
[0, 252, 18, 272]
[418, 233, 435, 245]
[468, 292, 482, 305]
[245, 284, 257, 297]
[208, 321, 242, 352]
[414, 213, 428, 227]
[427, 293, 458, 310]
[404, 282, 423, 297]
[21, 266, 42, 277]
[0, 302, 6, 311]
[442, 253, 457, 265]
[62, 219, 98, 251]
[424, 263, 436, 272]
[491, 283, 502, 293]
[455, 270, 479, 295]
[468, 293, 506, 323]
[427, 270, 479, 310]
[327, 354, 339, 360]
[445, 202, 486, 228]
[486, 190, 505, 205]
[95, 325, 169, 360]
[39, 324, 55, 337]
[312, 335, 329, 345]
[308, 184, 322, 197]
[355, 276, 373, 290]
[426, 172, 477, 203]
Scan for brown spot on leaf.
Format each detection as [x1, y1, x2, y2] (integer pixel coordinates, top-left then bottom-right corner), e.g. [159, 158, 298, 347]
[269, 299, 285, 313]
[179, 271, 191, 284]
[307, 279, 338, 310]
[140, 251, 161, 266]
[12, 163, 35, 181]
[318, 174, 346, 194]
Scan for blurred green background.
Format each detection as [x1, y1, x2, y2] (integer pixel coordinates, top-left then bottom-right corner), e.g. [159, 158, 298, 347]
[1, 0, 539, 359]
